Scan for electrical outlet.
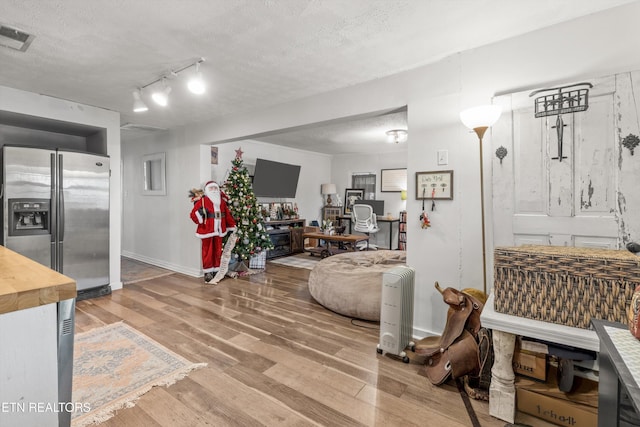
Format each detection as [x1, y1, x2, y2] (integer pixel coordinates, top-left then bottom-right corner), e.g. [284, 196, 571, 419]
[437, 150, 448, 165]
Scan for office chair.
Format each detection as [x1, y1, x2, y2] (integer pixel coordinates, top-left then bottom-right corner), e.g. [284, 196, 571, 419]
[351, 204, 379, 250]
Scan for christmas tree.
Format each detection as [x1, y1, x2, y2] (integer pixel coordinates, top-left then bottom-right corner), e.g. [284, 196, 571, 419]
[223, 148, 273, 267]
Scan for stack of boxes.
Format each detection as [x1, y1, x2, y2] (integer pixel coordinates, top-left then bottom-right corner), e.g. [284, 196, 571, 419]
[513, 337, 598, 427]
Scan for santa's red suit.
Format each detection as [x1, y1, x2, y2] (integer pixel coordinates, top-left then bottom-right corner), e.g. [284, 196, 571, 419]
[190, 181, 236, 274]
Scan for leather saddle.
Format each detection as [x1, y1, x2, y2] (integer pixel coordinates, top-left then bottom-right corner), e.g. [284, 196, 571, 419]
[414, 282, 484, 385]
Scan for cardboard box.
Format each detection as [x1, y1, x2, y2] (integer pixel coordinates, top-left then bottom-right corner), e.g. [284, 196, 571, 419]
[516, 368, 598, 427]
[513, 348, 547, 381]
[517, 387, 597, 427]
[520, 370, 599, 409]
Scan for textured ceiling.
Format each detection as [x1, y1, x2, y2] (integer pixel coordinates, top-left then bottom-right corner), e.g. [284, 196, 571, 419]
[0, 0, 634, 153]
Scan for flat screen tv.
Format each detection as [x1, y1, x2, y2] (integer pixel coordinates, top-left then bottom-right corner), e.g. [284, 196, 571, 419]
[252, 158, 301, 198]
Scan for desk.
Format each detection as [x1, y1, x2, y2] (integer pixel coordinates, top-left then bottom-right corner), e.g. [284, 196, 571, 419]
[591, 320, 640, 426]
[338, 215, 399, 250]
[480, 293, 599, 423]
[303, 232, 369, 257]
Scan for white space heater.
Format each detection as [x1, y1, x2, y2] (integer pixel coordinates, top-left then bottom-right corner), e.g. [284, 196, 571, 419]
[377, 265, 415, 363]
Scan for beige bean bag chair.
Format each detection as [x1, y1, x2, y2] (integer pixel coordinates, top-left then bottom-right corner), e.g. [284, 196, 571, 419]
[308, 250, 407, 321]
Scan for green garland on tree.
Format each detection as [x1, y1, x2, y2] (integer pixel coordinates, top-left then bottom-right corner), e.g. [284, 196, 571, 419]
[223, 150, 273, 263]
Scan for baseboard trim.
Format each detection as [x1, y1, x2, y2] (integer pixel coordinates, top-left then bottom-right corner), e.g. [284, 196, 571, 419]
[121, 251, 201, 278]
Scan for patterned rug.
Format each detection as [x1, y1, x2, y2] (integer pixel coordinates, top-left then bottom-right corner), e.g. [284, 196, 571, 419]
[71, 322, 206, 426]
[269, 253, 321, 270]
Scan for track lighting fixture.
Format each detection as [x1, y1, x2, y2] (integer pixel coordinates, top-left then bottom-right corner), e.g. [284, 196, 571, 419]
[133, 58, 206, 112]
[188, 61, 205, 95]
[151, 78, 171, 107]
[132, 89, 148, 112]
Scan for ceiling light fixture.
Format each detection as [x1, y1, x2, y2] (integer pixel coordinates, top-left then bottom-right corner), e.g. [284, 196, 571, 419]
[133, 57, 206, 112]
[386, 129, 408, 144]
[151, 78, 171, 107]
[187, 61, 206, 95]
[132, 89, 148, 112]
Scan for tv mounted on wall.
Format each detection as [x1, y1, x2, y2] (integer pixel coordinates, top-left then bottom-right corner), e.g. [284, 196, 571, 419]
[252, 158, 301, 198]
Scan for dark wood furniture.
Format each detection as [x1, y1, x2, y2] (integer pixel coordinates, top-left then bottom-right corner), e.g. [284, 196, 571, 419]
[322, 206, 342, 222]
[265, 219, 306, 259]
[302, 231, 369, 258]
[591, 319, 640, 426]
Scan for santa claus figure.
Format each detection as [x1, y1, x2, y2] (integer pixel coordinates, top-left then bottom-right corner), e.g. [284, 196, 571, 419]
[190, 181, 236, 283]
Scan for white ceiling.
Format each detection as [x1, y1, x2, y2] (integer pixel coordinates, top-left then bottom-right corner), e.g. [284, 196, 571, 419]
[0, 0, 634, 153]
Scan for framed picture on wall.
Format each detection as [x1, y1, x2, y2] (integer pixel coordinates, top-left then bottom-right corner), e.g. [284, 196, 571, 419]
[381, 168, 407, 192]
[210, 145, 218, 165]
[416, 170, 453, 200]
[344, 188, 364, 215]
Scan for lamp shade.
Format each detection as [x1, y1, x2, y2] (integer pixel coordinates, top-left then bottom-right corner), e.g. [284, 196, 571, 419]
[400, 190, 407, 201]
[460, 105, 502, 130]
[321, 183, 336, 195]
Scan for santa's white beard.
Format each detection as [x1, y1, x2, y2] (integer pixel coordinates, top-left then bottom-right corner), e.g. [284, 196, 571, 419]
[205, 189, 221, 206]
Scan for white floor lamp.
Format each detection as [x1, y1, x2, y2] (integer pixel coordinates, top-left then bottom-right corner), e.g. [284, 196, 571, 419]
[460, 104, 502, 295]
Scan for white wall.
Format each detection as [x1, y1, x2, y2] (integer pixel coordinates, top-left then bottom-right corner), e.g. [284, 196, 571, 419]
[332, 150, 407, 247]
[0, 85, 122, 291]
[213, 140, 332, 224]
[122, 127, 202, 276]
[122, 136, 332, 275]
[120, 2, 640, 337]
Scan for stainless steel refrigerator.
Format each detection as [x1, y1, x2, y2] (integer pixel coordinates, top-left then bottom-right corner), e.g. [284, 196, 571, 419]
[1, 145, 110, 298]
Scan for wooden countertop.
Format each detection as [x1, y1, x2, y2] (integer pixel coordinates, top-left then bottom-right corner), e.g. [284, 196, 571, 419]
[0, 245, 76, 315]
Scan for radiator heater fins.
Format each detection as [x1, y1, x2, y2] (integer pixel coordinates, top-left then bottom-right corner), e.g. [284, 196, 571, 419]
[377, 265, 415, 363]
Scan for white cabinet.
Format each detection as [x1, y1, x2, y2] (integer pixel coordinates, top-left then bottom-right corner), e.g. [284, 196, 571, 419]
[0, 303, 59, 426]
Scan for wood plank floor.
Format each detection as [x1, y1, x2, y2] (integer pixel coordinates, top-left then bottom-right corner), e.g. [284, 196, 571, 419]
[75, 262, 550, 426]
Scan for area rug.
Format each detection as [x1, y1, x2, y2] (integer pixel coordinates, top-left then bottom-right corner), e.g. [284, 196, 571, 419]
[71, 322, 206, 426]
[269, 253, 320, 270]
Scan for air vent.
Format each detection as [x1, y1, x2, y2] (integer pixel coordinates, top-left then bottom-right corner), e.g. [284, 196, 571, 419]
[0, 24, 35, 52]
[120, 123, 167, 132]
[62, 318, 73, 336]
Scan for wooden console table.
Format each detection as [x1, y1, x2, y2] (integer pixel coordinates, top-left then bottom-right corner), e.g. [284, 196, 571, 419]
[303, 232, 368, 257]
[591, 319, 640, 426]
[480, 292, 599, 423]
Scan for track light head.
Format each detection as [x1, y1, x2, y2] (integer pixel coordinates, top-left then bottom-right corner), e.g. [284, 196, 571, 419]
[132, 89, 148, 113]
[188, 62, 206, 95]
[151, 79, 171, 107]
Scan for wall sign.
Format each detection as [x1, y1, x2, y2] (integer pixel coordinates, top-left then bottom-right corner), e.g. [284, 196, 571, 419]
[416, 170, 453, 200]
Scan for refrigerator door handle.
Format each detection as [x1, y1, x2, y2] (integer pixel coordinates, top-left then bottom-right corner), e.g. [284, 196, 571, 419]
[51, 153, 57, 269]
[58, 154, 65, 242]
[58, 153, 65, 273]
